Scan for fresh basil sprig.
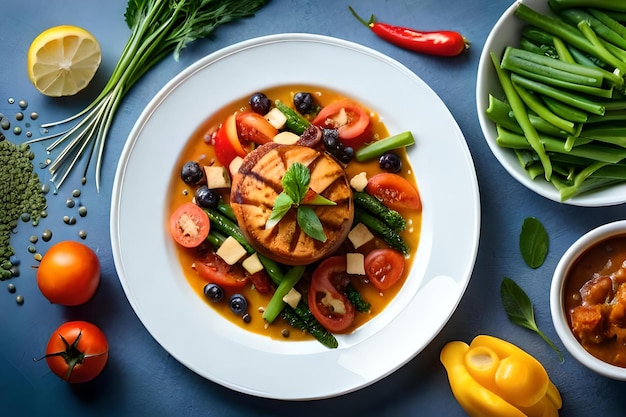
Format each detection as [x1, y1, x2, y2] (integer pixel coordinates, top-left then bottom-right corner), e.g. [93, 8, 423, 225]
[519, 217, 549, 268]
[266, 162, 335, 242]
[501, 277, 563, 362]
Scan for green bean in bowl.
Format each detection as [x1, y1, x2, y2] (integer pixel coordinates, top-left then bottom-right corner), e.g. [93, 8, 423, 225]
[477, 0, 626, 206]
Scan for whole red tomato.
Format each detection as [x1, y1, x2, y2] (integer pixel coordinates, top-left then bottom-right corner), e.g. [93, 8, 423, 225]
[37, 240, 100, 306]
[43, 321, 109, 383]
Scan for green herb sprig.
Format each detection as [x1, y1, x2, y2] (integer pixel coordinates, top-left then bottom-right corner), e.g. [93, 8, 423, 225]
[266, 162, 335, 242]
[520, 217, 549, 268]
[28, 0, 268, 190]
[501, 277, 564, 362]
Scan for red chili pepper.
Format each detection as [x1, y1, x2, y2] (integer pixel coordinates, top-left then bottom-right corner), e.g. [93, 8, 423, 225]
[348, 7, 469, 57]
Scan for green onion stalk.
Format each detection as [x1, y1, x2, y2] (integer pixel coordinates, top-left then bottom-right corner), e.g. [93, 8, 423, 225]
[28, 0, 268, 191]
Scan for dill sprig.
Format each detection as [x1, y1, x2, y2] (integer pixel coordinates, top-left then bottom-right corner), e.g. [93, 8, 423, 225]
[28, 0, 268, 190]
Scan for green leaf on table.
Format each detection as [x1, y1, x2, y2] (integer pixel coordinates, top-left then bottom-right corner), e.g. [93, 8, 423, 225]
[282, 162, 310, 203]
[266, 192, 293, 230]
[297, 206, 327, 242]
[520, 217, 549, 268]
[501, 277, 563, 361]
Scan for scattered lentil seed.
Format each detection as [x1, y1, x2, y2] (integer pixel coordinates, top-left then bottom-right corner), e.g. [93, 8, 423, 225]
[63, 215, 76, 225]
[0, 118, 9, 130]
[10, 265, 19, 277]
[242, 313, 251, 323]
[30, 112, 38, 120]
[66, 198, 75, 208]
[41, 229, 52, 242]
[29, 235, 38, 244]
[7, 282, 15, 293]
[20, 213, 30, 222]
[33, 253, 42, 262]
[13, 127, 21, 135]
[18, 100, 27, 109]
[78, 206, 87, 217]
[41, 183, 50, 194]
[26, 131, 32, 138]
[16, 294, 23, 305]
[72, 189, 81, 198]
[0, 132, 47, 280]
[78, 230, 87, 239]
[281, 329, 290, 338]
[15, 112, 23, 121]
[27, 245, 36, 253]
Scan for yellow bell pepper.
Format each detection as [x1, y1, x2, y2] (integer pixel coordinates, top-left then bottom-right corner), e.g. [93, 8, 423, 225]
[440, 335, 562, 417]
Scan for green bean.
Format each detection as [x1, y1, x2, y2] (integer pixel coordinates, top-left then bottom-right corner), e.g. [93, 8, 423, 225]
[495, 126, 626, 163]
[282, 301, 338, 349]
[275, 100, 310, 135]
[491, 52, 553, 180]
[257, 254, 284, 286]
[262, 265, 306, 323]
[510, 73, 606, 115]
[512, 82, 576, 135]
[355, 131, 415, 162]
[558, 8, 626, 49]
[541, 96, 588, 124]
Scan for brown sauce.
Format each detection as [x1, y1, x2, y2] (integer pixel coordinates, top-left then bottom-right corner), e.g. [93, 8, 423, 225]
[168, 84, 422, 342]
[564, 235, 626, 367]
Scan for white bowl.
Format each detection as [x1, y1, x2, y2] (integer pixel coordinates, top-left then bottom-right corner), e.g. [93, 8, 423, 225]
[551, 220, 626, 380]
[476, 0, 626, 207]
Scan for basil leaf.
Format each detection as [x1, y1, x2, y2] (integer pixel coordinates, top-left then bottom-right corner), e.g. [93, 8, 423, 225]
[519, 217, 549, 268]
[282, 162, 310, 204]
[297, 206, 327, 242]
[266, 192, 293, 230]
[501, 277, 563, 362]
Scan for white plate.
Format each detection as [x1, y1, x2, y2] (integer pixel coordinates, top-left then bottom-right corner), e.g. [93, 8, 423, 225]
[111, 33, 480, 400]
[476, 0, 626, 207]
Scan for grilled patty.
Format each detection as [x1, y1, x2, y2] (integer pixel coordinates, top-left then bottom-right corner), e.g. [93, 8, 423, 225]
[230, 143, 353, 265]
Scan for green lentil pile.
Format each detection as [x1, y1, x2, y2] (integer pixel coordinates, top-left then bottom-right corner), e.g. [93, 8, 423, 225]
[0, 132, 47, 280]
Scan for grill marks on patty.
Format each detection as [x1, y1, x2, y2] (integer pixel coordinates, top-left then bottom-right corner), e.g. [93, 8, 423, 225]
[230, 143, 353, 265]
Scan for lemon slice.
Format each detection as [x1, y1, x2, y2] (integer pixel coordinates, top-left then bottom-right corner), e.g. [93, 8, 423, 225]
[27, 25, 101, 97]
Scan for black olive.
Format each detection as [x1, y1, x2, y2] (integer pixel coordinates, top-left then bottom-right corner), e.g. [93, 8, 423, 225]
[339, 147, 354, 164]
[322, 128, 339, 150]
[379, 153, 402, 173]
[229, 294, 248, 315]
[249, 92, 271, 115]
[293, 92, 315, 114]
[195, 185, 219, 208]
[181, 161, 203, 184]
[203, 283, 224, 302]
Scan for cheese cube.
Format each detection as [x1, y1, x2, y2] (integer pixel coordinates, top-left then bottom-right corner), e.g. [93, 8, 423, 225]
[348, 223, 374, 249]
[216, 236, 247, 265]
[282, 288, 302, 309]
[264, 107, 287, 129]
[346, 253, 366, 275]
[350, 172, 368, 192]
[242, 253, 264, 275]
[204, 165, 231, 189]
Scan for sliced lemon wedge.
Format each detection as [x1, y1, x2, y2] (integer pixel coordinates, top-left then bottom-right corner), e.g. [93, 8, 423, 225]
[27, 25, 101, 97]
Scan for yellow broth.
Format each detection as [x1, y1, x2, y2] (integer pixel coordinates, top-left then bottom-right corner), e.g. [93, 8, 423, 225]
[168, 84, 422, 342]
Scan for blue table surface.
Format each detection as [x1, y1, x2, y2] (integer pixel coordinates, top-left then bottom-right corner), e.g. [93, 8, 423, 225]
[2, 0, 626, 415]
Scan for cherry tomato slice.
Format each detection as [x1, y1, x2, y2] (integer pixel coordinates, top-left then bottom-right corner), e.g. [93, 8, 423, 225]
[236, 112, 277, 145]
[366, 172, 422, 211]
[45, 321, 109, 383]
[169, 203, 210, 248]
[194, 250, 249, 288]
[364, 248, 406, 291]
[214, 113, 247, 166]
[308, 256, 355, 333]
[248, 270, 273, 295]
[312, 99, 371, 147]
